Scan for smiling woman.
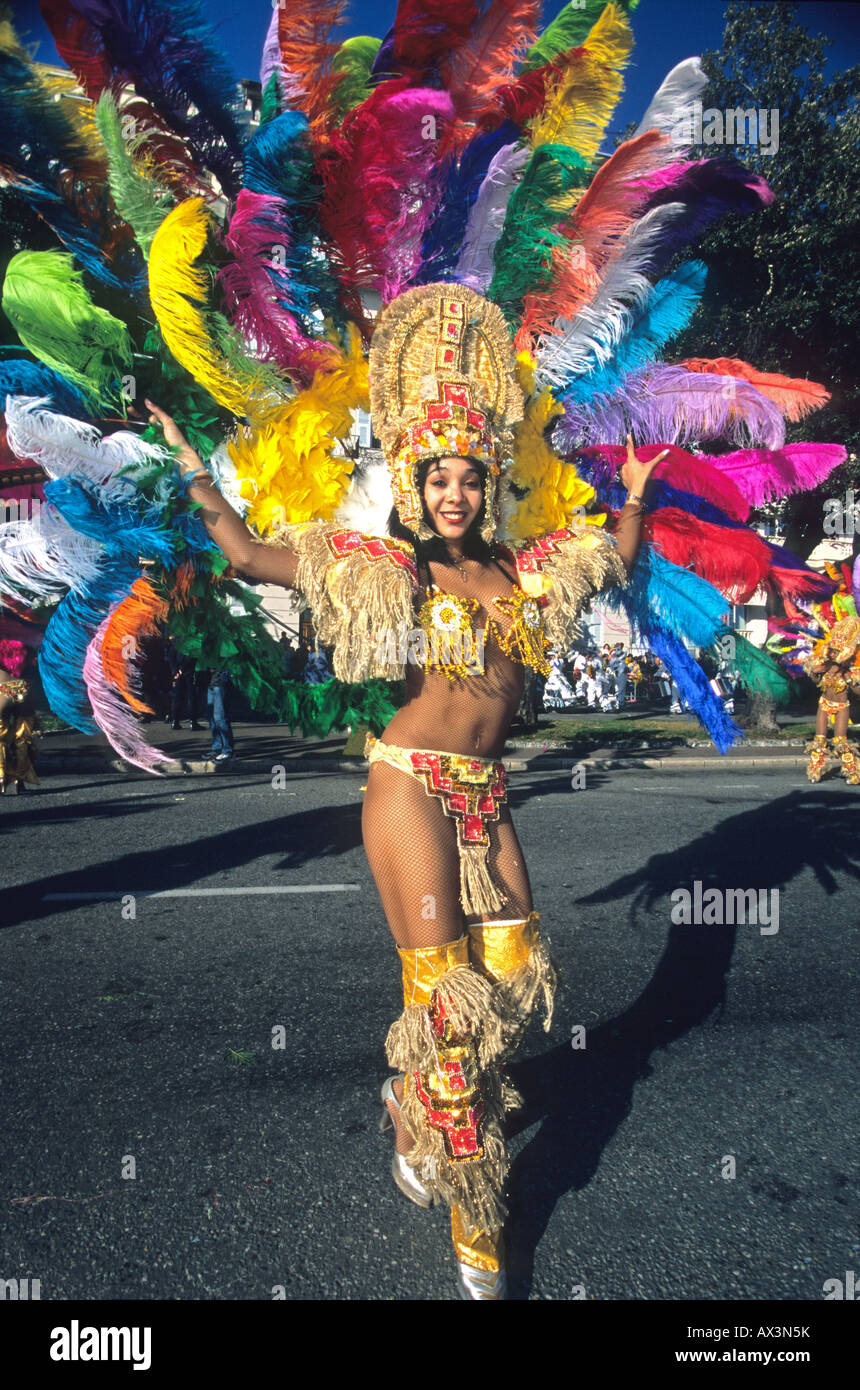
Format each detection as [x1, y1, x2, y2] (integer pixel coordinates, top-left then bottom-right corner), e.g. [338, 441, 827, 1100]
[145, 278, 658, 1297]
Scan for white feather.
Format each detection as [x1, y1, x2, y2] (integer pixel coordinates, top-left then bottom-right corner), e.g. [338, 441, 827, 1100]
[4, 395, 170, 500]
[332, 453, 393, 536]
[534, 205, 687, 388]
[634, 57, 708, 146]
[455, 141, 531, 292]
[207, 440, 249, 517]
[0, 506, 102, 603]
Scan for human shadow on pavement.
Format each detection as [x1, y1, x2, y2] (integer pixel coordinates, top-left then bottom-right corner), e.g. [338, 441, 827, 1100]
[503, 788, 860, 1300]
[0, 800, 367, 932]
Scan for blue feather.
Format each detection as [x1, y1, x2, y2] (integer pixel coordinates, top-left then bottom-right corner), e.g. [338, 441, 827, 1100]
[561, 262, 707, 405]
[416, 122, 521, 284]
[39, 559, 139, 733]
[0, 362, 93, 419]
[241, 112, 342, 324]
[643, 621, 743, 753]
[43, 477, 176, 566]
[606, 545, 731, 650]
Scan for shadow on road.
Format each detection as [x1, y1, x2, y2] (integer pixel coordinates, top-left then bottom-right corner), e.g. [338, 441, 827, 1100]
[504, 788, 860, 1299]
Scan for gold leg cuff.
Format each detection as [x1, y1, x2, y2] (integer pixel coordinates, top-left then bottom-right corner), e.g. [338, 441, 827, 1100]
[468, 912, 558, 1038]
[397, 936, 470, 1008]
[451, 1205, 504, 1273]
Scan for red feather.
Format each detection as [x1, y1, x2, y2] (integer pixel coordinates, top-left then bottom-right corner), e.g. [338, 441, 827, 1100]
[318, 79, 453, 303]
[39, 0, 112, 101]
[392, 0, 481, 79]
[439, 0, 539, 146]
[644, 508, 771, 603]
[277, 0, 348, 143]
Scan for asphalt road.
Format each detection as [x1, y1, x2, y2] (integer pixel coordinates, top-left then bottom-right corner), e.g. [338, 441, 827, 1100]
[1, 766, 858, 1301]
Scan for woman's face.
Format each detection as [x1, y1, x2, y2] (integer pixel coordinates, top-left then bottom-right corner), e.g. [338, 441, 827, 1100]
[422, 456, 483, 542]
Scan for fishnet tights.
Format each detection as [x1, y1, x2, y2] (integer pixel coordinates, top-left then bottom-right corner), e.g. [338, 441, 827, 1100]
[364, 757, 533, 1156]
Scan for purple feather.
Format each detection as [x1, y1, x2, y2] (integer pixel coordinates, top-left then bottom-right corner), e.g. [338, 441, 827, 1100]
[556, 364, 786, 451]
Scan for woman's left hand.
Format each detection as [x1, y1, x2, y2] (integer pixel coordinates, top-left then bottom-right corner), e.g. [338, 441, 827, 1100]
[620, 433, 669, 500]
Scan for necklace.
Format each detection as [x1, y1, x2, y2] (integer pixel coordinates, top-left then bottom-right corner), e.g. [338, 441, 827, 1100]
[446, 551, 469, 580]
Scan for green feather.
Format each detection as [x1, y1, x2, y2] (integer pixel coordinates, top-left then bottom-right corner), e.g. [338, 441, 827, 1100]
[523, 0, 640, 71]
[94, 91, 174, 257]
[329, 36, 382, 121]
[488, 144, 590, 326]
[1, 250, 133, 408]
[259, 71, 282, 126]
[717, 630, 793, 705]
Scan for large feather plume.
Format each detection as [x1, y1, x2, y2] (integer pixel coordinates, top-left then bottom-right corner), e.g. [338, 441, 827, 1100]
[148, 199, 286, 419]
[2, 253, 134, 409]
[678, 358, 831, 422]
[698, 444, 847, 506]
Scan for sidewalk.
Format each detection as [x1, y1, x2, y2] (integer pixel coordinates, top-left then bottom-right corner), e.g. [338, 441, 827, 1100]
[27, 713, 825, 779]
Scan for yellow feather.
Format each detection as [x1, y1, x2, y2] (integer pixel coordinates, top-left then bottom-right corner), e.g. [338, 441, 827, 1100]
[529, 3, 634, 161]
[228, 326, 369, 532]
[509, 384, 604, 541]
[148, 200, 283, 418]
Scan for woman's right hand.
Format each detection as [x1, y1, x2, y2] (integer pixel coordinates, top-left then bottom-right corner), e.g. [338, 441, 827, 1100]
[144, 399, 202, 471]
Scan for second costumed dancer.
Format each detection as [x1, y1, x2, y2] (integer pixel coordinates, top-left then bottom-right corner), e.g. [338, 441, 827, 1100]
[147, 283, 665, 1297]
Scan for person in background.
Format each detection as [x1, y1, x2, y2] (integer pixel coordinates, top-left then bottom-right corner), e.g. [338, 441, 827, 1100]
[303, 643, 332, 685]
[278, 634, 295, 678]
[207, 665, 234, 762]
[291, 636, 310, 683]
[166, 638, 202, 730]
[0, 639, 39, 794]
[609, 644, 628, 708]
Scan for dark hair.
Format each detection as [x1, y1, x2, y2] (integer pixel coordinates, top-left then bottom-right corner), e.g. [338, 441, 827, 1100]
[387, 456, 496, 565]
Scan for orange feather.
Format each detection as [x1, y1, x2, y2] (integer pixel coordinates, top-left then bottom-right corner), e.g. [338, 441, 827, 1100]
[101, 577, 169, 714]
[516, 130, 675, 350]
[678, 358, 831, 421]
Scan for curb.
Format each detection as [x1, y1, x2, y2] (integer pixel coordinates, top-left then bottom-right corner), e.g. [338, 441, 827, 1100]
[35, 751, 809, 778]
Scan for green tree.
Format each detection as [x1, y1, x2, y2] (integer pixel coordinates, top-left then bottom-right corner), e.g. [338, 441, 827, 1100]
[670, 0, 859, 556]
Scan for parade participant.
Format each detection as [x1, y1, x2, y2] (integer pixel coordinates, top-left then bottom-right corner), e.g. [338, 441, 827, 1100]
[803, 613, 860, 784]
[0, 639, 39, 795]
[0, 0, 846, 1305]
[145, 283, 664, 1298]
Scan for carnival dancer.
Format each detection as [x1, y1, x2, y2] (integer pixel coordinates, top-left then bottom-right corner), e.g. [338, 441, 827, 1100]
[803, 612, 860, 784]
[145, 283, 665, 1299]
[0, 639, 39, 795]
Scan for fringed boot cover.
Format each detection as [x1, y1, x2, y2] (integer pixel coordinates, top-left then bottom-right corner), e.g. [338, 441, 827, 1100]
[805, 734, 828, 783]
[468, 912, 558, 1053]
[384, 936, 510, 1240]
[833, 735, 860, 784]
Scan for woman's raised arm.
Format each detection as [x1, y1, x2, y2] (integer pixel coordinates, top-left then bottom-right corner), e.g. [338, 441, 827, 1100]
[145, 400, 299, 590]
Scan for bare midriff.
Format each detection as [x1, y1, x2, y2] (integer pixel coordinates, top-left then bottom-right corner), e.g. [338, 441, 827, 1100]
[379, 560, 527, 759]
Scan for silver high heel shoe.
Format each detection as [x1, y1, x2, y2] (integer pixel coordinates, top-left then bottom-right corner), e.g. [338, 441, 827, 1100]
[379, 1076, 436, 1209]
[457, 1264, 507, 1299]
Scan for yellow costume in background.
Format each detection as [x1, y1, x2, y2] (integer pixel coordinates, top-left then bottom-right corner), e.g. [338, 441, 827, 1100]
[0, 677, 39, 792]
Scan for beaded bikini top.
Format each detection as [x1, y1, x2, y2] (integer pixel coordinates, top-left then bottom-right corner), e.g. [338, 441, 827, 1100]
[416, 582, 549, 679]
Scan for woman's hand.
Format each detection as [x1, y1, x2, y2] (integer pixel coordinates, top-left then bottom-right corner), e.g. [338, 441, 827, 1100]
[144, 399, 202, 472]
[620, 433, 669, 502]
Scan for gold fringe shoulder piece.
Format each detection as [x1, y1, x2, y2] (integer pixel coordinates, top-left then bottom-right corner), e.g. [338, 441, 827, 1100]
[514, 522, 627, 651]
[276, 523, 418, 682]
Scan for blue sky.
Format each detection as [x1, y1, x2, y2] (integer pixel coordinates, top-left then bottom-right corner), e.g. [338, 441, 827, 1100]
[15, 0, 859, 144]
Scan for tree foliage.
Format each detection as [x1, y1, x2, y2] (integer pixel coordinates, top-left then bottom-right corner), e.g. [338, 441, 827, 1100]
[668, 0, 859, 553]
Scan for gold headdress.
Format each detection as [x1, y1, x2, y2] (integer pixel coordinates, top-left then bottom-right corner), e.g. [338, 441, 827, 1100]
[368, 284, 523, 541]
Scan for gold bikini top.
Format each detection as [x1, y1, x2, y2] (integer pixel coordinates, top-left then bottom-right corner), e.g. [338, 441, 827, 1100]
[416, 583, 549, 679]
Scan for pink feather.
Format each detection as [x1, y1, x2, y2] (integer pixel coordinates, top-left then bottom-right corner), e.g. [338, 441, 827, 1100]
[319, 80, 454, 302]
[83, 615, 177, 775]
[217, 190, 339, 383]
[698, 444, 847, 506]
